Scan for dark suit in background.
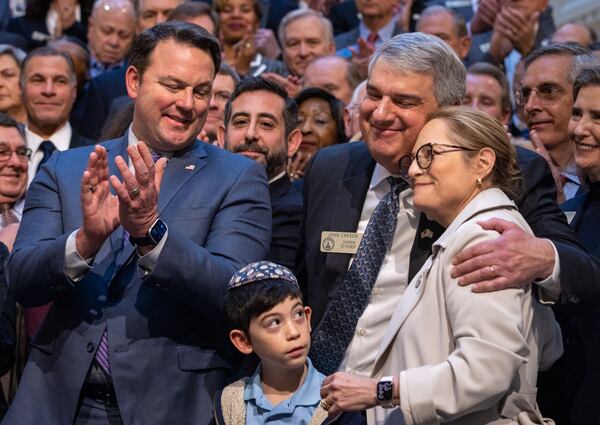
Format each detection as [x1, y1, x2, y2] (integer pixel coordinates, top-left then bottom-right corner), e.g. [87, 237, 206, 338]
[268, 173, 302, 271]
[0, 242, 16, 420]
[6, 15, 87, 51]
[537, 184, 600, 425]
[4, 135, 272, 424]
[77, 65, 128, 141]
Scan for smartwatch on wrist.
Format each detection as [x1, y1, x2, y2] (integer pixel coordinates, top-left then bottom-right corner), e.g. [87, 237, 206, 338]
[129, 219, 167, 247]
[376, 376, 395, 408]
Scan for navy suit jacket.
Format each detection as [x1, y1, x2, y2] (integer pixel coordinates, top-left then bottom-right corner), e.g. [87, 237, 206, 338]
[536, 191, 600, 425]
[268, 173, 302, 271]
[6, 15, 87, 51]
[296, 141, 600, 330]
[5, 135, 272, 424]
[78, 65, 128, 141]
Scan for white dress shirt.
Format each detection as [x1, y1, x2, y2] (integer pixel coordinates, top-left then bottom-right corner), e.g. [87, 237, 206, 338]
[340, 164, 420, 377]
[26, 122, 73, 184]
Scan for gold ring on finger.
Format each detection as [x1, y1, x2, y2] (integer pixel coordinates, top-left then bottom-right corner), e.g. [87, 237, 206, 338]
[320, 399, 331, 411]
[489, 265, 496, 277]
[89, 185, 96, 193]
[129, 186, 141, 196]
[245, 42, 251, 49]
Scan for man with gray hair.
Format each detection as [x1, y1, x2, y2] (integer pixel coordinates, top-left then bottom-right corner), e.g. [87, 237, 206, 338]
[263, 8, 335, 97]
[21, 47, 93, 184]
[298, 32, 600, 418]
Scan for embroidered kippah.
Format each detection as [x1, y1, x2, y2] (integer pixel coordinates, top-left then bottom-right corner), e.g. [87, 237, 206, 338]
[228, 261, 299, 290]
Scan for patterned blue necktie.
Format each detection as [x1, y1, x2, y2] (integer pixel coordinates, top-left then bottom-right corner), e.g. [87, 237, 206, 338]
[310, 176, 408, 375]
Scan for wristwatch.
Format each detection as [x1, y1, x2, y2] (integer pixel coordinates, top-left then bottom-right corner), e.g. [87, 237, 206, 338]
[376, 376, 395, 408]
[129, 219, 167, 247]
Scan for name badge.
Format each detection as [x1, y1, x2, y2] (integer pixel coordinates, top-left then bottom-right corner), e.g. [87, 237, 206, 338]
[320, 231, 363, 254]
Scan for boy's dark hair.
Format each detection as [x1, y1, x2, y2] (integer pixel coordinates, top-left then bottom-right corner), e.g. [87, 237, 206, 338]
[225, 279, 303, 338]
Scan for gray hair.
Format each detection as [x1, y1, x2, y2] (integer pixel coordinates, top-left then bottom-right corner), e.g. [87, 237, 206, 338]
[418, 5, 468, 38]
[278, 8, 334, 46]
[0, 44, 27, 65]
[369, 32, 466, 106]
[524, 43, 595, 83]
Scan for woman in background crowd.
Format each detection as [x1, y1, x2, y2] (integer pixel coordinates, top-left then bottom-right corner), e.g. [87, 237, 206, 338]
[0, 45, 26, 125]
[290, 87, 346, 180]
[558, 62, 600, 425]
[214, 0, 285, 77]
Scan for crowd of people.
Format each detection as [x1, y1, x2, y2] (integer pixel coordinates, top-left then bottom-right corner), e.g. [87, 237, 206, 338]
[0, 0, 599, 424]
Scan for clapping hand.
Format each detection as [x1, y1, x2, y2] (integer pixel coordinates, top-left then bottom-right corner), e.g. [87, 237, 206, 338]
[109, 142, 167, 253]
[77, 145, 120, 259]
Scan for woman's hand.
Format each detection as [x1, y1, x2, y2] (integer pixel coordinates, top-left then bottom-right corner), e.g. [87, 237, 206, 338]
[320, 372, 378, 418]
[287, 150, 313, 181]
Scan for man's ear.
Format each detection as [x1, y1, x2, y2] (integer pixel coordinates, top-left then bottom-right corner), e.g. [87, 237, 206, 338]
[125, 65, 140, 100]
[459, 36, 472, 60]
[229, 330, 254, 355]
[217, 124, 227, 149]
[304, 306, 312, 333]
[287, 128, 302, 158]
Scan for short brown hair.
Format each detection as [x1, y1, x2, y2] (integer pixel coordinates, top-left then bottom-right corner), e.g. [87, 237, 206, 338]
[467, 62, 511, 116]
[426, 106, 523, 200]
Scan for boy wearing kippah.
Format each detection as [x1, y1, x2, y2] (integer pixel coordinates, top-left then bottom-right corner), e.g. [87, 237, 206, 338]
[214, 261, 329, 424]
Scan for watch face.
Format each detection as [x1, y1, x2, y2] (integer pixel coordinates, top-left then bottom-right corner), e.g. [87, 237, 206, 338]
[149, 219, 167, 243]
[377, 380, 393, 403]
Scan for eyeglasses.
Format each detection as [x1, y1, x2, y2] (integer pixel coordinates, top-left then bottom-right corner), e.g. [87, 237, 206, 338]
[515, 84, 566, 106]
[0, 145, 32, 162]
[401, 143, 477, 172]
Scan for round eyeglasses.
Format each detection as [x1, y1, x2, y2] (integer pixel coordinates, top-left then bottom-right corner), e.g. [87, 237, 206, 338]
[399, 143, 477, 176]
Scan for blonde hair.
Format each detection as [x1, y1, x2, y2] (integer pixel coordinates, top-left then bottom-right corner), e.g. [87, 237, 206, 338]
[427, 106, 523, 200]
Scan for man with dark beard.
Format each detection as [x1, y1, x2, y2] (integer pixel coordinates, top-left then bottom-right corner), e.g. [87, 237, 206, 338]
[219, 77, 303, 270]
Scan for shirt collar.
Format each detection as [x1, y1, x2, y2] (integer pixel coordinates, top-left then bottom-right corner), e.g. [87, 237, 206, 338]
[127, 125, 173, 159]
[25, 122, 72, 153]
[268, 170, 286, 185]
[243, 358, 323, 409]
[359, 17, 396, 43]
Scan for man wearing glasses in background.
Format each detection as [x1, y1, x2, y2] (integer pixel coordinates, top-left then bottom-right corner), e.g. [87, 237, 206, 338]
[0, 114, 29, 236]
[518, 43, 594, 201]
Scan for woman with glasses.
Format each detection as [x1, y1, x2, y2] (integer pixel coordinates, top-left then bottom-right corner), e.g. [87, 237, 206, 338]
[324, 107, 562, 425]
[556, 63, 600, 425]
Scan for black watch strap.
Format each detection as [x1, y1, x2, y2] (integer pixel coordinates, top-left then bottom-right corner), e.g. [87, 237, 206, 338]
[129, 219, 167, 246]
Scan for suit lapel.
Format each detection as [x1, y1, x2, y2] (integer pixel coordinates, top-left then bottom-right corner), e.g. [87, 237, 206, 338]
[372, 256, 433, 375]
[324, 148, 375, 274]
[157, 141, 208, 214]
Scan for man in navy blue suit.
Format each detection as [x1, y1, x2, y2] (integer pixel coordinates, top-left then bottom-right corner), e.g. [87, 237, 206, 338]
[5, 21, 271, 425]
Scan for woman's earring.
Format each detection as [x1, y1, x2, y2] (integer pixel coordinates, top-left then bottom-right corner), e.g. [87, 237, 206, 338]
[476, 177, 483, 187]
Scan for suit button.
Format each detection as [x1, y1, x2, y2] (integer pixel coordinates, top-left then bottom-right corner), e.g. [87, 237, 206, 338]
[87, 343, 94, 353]
[357, 328, 367, 336]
